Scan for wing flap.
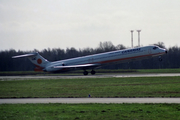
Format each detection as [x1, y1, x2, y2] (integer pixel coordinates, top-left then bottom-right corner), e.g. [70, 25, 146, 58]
[54, 64, 101, 69]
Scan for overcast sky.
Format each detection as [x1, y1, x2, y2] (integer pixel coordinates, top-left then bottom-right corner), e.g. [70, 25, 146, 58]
[0, 0, 180, 51]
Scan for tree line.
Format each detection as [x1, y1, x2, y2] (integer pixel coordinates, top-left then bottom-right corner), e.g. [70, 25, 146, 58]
[0, 41, 180, 71]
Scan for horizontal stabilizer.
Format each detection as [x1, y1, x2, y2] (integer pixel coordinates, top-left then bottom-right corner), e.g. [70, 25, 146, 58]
[12, 53, 37, 58]
[54, 64, 101, 69]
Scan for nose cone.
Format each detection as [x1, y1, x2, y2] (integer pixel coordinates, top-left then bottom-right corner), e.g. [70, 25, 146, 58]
[159, 48, 167, 55]
[163, 48, 167, 54]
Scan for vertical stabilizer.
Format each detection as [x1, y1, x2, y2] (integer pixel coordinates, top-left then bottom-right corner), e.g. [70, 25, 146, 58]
[12, 52, 49, 68]
[27, 52, 49, 68]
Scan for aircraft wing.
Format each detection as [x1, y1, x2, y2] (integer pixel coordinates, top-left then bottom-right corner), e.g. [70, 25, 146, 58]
[53, 63, 101, 69]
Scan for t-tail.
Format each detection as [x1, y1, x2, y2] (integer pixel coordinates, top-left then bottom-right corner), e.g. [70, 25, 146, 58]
[12, 52, 49, 71]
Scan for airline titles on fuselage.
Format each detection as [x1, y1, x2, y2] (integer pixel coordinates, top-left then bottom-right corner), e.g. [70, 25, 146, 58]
[109, 48, 142, 56]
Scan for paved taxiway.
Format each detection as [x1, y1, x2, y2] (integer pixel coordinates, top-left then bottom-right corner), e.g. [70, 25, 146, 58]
[1, 73, 180, 80]
[1, 98, 180, 104]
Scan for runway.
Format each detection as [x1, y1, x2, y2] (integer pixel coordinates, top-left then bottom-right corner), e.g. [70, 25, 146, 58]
[1, 98, 180, 104]
[1, 73, 180, 80]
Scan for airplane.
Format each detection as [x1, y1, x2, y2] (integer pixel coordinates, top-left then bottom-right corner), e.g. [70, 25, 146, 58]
[12, 45, 167, 75]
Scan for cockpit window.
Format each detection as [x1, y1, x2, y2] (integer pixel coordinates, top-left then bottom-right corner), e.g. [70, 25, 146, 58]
[153, 47, 158, 50]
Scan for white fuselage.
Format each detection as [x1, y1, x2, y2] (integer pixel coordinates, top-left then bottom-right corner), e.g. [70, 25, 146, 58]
[45, 45, 166, 72]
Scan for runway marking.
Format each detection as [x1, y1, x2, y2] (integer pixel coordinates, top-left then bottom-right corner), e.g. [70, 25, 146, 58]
[1, 98, 180, 104]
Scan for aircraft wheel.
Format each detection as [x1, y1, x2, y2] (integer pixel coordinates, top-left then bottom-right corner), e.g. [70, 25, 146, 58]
[159, 58, 162, 61]
[159, 56, 162, 62]
[83, 71, 88, 75]
[91, 70, 96, 75]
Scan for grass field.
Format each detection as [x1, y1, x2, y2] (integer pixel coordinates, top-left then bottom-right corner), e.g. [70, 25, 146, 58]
[1, 76, 180, 98]
[1, 103, 180, 120]
[1, 74, 180, 119]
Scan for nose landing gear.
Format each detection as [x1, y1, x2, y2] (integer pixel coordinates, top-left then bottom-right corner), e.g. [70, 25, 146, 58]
[159, 56, 162, 61]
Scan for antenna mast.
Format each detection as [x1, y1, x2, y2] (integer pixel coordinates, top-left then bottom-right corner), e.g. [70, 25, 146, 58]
[137, 30, 141, 47]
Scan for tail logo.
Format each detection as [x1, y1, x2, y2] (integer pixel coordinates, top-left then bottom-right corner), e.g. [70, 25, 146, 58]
[37, 59, 42, 64]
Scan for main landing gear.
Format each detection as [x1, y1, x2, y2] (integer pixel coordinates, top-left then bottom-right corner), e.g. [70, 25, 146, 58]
[83, 70, 96, 75]
[83, 70, 88, 75]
